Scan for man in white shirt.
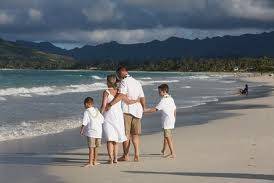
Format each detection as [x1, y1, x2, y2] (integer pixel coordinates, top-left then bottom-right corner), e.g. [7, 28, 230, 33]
[107, 66, 146, 162]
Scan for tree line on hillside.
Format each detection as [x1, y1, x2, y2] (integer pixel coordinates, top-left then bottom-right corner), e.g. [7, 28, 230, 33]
[1, 56, 274, 72]
[0, 55, 76, 69]
[96, 57, 274, 72]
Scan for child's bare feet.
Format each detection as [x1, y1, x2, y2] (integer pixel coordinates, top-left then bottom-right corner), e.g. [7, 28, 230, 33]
[161, 149, 165, 155]
[134, 156, 140, 162]
[170, 154, 176, 159]
[93, 162, 101, 166]
[83, 163, 93, 168]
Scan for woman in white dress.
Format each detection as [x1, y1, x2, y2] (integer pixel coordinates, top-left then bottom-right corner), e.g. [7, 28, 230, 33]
[101, 74, 138, 164]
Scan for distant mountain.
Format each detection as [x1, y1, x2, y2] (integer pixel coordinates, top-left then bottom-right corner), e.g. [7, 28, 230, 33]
[16, 40, 67, 55]
[0, 38, 76, 69]
[9, 31, 274, 63]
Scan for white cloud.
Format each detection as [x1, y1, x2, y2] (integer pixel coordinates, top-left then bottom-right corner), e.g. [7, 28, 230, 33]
[0, 11, 14, 25]
[122, 0, 207, 13]
[224, 0, 274, 21]
[82, 0, 122, 22]
[28, 8, 42, 22]
[0, 0, 273, 46]
[123, 0, 274, 21]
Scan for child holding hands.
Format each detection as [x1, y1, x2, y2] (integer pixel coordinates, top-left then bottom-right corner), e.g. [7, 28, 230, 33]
[144, 84, 176, 158]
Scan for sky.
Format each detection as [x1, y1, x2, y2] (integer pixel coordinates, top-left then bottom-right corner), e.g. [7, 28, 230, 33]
[0, 0, 274, 49]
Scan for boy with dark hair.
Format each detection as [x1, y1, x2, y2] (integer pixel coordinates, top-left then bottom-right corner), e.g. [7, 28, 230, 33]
[80, 97, 104, 167]
[144, 84, 176, 158]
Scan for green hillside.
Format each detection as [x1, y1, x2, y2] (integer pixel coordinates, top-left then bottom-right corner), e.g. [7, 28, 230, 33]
[0, 38, 77, 69]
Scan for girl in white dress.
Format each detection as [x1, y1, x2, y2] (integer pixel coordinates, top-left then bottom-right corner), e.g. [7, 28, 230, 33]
[101, 74, 138, 164]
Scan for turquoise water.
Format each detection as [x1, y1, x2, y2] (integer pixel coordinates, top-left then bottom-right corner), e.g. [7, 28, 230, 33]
[0, 70, 186, 89]
[0, 69, 245, 141]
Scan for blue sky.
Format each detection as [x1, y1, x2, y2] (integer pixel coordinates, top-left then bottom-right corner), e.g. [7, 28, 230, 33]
[0, 0, 274, 49]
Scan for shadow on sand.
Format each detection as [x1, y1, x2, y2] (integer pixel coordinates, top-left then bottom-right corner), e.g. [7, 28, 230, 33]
[123, 171, 274, 181]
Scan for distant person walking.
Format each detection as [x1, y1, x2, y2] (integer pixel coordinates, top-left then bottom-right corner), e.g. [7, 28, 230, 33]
[106, 66, 146, 162]
[240, 84, 248, 95]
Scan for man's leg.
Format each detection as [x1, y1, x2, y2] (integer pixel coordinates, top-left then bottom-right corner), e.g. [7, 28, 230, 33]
[123, 136, 130, 158]
[131, 117, 141, 162]
[132, 134, 140, 161]
[119, 114, 132, 161]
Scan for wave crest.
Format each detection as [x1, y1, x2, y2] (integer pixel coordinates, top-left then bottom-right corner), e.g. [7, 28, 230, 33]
[0, 82, 107, 97]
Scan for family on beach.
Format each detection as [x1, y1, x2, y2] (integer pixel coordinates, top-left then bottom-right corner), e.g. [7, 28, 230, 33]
[80, 66, 177, 167]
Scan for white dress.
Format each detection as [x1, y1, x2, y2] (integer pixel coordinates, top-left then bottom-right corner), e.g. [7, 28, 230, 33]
[103, 89, 127, 143]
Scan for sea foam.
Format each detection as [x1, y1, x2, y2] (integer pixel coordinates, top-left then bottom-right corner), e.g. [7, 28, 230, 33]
[139, 79, 180, 86]
[0, 82, 107, 97]
[0, 118, 82, 142]
[91, 75, 104, 80]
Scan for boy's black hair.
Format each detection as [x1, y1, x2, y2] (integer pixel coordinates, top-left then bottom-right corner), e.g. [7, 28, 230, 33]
[158, 84, 169, 93]
[84, 97, 94, 104]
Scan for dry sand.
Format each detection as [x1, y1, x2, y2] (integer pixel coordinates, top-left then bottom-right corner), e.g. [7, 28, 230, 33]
[42, 75, 274, 183]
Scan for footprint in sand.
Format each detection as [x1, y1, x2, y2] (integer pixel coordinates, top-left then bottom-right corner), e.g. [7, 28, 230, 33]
[248, 141, 256, 167]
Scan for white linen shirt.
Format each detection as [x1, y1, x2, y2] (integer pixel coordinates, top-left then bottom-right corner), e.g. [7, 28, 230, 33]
[82, 107, 104, 138]
[156, 94, 176, 129]
[119, 75, 145, 118]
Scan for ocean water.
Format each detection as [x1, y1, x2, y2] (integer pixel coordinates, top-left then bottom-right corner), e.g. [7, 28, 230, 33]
[0, 70, 249, 141]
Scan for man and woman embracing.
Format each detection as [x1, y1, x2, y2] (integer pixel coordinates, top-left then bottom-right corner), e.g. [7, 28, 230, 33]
[80, 66, 176, 167]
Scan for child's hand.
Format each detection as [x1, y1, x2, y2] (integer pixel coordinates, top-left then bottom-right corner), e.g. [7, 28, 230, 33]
[144, 107, 157, 113]
[143, 108, 150, 113]
[80, 130, 84, 136]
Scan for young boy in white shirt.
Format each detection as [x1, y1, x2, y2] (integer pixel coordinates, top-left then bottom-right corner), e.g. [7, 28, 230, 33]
[80, 97, 104, 167]
[144, 84, 176, 158]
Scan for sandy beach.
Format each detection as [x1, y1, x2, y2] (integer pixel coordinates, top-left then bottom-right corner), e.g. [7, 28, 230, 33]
[1, 74, 274, 183]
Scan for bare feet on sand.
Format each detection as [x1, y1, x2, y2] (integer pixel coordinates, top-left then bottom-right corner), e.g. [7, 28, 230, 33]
[170, 154, 176, 159]
[108, 159, 114, 164]
[113, 159, 118, 164]
[118, 155, 130, 162]
[83, 163, 93, 168]
[164, 154, 176, 159]
[134, 156, 140, 162]
[93, 162, 101, 166]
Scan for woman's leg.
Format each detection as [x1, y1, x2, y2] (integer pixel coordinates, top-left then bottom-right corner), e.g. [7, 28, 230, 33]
[107, 141, 114, 163]
[113, 142, 118, 163]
